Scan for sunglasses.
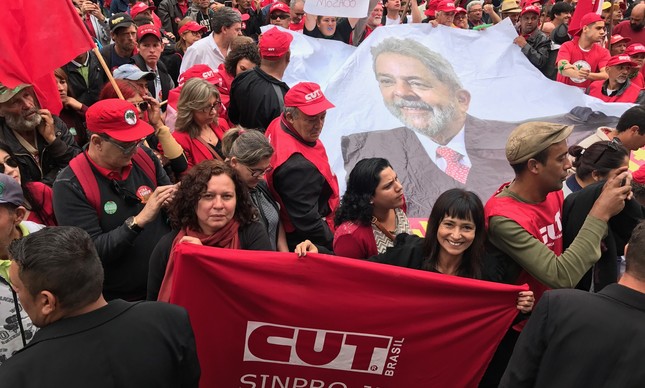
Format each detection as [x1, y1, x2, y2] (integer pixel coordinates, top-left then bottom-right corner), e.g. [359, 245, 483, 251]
[132, 100, 149, 112]
[592, 137, 622, 165]
[270, 13, 290, 20]
[111, 180, 142, 205]
[100, 135, 145, 155]
[0, 157, 19, 174]
[246, 164, 273, 178]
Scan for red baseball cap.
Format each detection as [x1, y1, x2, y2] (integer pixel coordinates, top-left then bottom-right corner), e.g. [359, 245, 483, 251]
[425, 0, 438, 17]
[519, 0, 541, 7]
[520, 5, 540, 16]
[578, 12, 603, 31]
[137, 24, 161, 41]
[284, 82, 335, 116]
[270, 2, 290, 13]
[437, 1, 456, 12]
[455, 6, 466, 14]
[606, 55, 637, 67]
[86, 99, 154, 142]
[259, 27, 293, 58]
[178, 64, 222, 87]
[626, 43, 645, 55]
[610, 34, 631, 45]
[179, 20, 207, 35]
[130, 2, 156, 19]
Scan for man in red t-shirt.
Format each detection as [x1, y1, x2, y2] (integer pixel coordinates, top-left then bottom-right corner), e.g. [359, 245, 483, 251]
[586, 55, 645, 103]
[612, 3, 645, 45]
[556, 12, 610, 89]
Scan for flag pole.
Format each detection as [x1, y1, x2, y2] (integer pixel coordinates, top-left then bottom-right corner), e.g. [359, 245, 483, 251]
[93, 45, 125, 100]
[605, 0, 617, 50]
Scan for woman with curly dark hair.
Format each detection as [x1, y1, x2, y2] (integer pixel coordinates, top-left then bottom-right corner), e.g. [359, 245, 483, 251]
[147, 160, 272, 301]
[333, 158, 410, 259]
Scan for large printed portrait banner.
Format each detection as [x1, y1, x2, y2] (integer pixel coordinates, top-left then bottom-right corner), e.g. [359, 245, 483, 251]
[169, 243, 527, 388]
[275, 21, 639, 218]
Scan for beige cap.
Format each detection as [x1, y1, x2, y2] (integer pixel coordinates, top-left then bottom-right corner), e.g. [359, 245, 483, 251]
[501, 1, 521, 13]
[506, 122, 574, 165]
[0, 83, 32, 104]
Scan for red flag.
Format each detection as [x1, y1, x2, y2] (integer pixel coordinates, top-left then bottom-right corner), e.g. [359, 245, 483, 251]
[568, 0, 604, 36]
[169, 244, 527, 388]
[0, 0, 94, 114]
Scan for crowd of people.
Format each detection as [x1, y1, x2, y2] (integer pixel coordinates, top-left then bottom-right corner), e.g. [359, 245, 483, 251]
[1, 0, 645, 385]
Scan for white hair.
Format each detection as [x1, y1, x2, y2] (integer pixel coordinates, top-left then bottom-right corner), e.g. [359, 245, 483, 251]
[466, 0, 483, 11]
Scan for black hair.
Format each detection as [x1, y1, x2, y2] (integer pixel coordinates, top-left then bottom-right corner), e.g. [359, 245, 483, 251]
[568, 141, 629, 181]
[9, 226, 104, 311]
[335, 158, 393, 227]
[421, 189, 484, 279]
[616, 105, 645, 135]
[510, 146, 551, 175]
[550, 1, 573, 18]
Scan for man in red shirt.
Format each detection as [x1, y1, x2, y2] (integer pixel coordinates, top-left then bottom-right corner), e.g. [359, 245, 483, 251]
[586, 55, 645, 103]
[613, 2, 645, 45]
[556, 12, 610, 89]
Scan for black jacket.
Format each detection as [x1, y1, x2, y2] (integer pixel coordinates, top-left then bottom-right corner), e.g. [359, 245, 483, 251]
[52, 147, 173, 300]
[146, 221, 273, 300]
[228, 67, 289, 132]
[157, 0, 188, 38]
[0, 299, 200, 387]
[520, 29, 553, 77]
[563, 181, 643, 292]
[0, 116, 81, 185]
[64, 51, 106, 107]
[133, 54, 175, 106]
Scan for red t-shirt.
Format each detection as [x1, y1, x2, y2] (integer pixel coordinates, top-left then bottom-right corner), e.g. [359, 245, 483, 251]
[556, 38, 610, 89]
[613, 20, 645, 46]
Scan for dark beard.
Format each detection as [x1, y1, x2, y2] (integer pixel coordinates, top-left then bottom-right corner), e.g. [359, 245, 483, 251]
[631, 22, 645, 32]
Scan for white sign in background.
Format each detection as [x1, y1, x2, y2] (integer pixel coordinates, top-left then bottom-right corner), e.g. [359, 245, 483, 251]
[303, 0, 371, 19]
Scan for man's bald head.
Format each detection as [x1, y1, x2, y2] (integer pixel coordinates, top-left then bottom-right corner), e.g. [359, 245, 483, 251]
[630, 3, 645, 31]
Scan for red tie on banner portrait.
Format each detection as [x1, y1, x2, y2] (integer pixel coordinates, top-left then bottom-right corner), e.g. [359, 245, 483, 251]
[169, 243, 527, 388]
[0, 0, 94, 114]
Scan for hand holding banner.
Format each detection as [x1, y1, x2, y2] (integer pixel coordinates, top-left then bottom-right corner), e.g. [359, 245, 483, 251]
[169, 243, 527, 388]
[304, 0, 371, 19]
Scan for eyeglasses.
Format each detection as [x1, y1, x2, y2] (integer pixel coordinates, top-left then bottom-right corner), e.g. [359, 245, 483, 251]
[100, 135, 145, 154]
[132, 100, 149, 112]
[270, 13, 291, 20]
[246, 164, 273, 178]
[0, 157, 19, 174]
[199, 100, 222, 113]
[592, 137, 623, 165]
[469, 8, 483, 13]
[294, 12, 305, 17]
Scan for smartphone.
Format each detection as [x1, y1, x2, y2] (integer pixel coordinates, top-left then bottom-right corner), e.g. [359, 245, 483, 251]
[224, 0, 233, 7]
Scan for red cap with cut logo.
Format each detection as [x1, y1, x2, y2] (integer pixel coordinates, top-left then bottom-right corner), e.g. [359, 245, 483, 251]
[437, 1, 456, 13]
[137, 24, 161, 41]
[259, 27, 293, 58]
[606, 54, 637, 67]
[284, 82, 335, 116]
[178, 64, 222, 87]
[86, 99, 154, 142]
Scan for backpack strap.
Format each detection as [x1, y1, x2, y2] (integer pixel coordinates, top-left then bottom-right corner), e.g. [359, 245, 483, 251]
[69, 153, 102, 217]
[132, 147, 158, 187]
[68, 149, 158, 219]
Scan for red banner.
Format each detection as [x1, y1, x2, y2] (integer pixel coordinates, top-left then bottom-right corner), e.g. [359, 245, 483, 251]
[0, 0, 94, 113]
[169, 244, 527, 388]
